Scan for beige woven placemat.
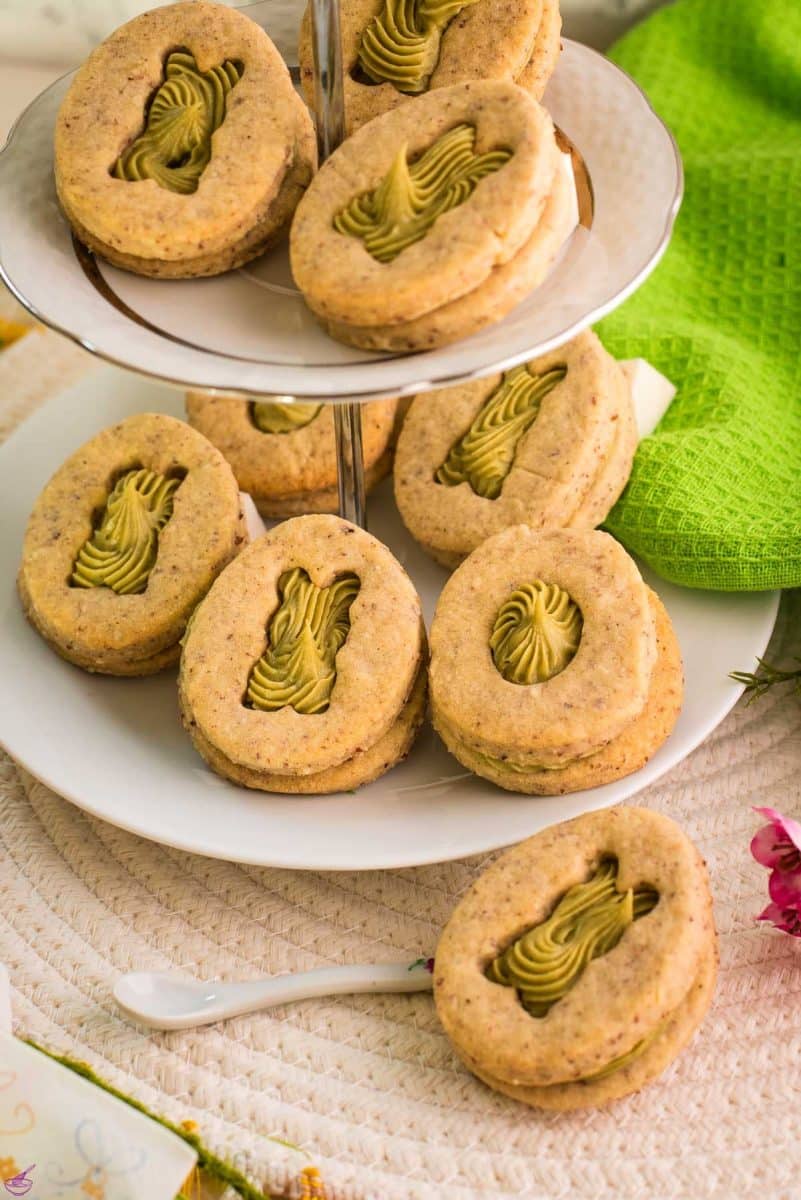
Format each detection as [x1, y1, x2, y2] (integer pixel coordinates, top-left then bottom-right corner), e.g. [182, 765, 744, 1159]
[2, 318, 801, 1200]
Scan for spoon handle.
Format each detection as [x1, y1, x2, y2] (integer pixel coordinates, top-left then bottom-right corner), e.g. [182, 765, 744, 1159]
[117, 963, 434, 1030]
[229, 963, 434, 1014]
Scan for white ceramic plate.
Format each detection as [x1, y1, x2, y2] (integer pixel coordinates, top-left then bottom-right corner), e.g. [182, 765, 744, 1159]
[0, 30, 681, 401]
[0, 370, 779, 869]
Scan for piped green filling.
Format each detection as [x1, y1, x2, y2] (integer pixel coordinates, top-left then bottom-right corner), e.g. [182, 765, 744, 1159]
[113, 50, 242, 194]
[486, 859, 658, 1078]
[356, 0, 480, 93]
[333, 123, 512, 263]
[250, 401, 322, 434]
[490, 580, 582, 685]
[71, 467, 180, 595]
[246, 567, 360, 714]
[436, 364, 567, 499]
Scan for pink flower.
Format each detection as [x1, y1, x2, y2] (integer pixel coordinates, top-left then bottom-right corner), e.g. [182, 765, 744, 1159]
[752, 808, 801, 937]
[751, 806, 801, 894]
[757, 902, 801, 938]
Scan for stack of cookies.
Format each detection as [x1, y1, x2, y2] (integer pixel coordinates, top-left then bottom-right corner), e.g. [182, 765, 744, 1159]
[18, 414, 244, 675]
[429, 526, 683, 794]
[394, 330, 637, 566]
[54, 2, 316, 276]
[179, 514, 427, 793]
[299, 0, 561, 132]
[435, 806, 717, 1110]
[185, 393, 399, 517]
[290, 80, 577, 352]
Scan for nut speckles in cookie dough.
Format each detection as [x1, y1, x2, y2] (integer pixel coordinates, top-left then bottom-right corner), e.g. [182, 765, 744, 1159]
[179, 514, 428, 794]
[18, 413, 245, 675]
[434, 805, 717, 1109]
[290, 80, 576, 352]
[55, 1, 316, 277]
[429, 526, 683, 793]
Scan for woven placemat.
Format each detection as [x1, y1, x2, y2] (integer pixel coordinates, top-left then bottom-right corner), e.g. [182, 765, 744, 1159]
[2, 321, 801, 1199]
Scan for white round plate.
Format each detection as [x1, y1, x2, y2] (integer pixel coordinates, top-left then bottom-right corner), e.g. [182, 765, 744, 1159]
[0, 29, 681, 400]
[0, 370, 779, 870]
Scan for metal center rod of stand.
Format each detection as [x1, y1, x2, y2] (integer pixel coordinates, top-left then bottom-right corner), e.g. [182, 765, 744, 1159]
[309, 0, 367, 529]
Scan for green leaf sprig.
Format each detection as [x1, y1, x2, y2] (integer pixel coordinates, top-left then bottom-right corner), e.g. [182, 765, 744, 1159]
[729, 657, 801, 704]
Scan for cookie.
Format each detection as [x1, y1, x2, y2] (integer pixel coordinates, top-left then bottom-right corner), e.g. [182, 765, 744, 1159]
[185, 394, 398, 518]
[394, 331, 637, 567]
[299, 0, 562, 133]
[290, 81, 576, 352]
[179, 514, 427, 793]
[429, 527, 683, 793]
[434, 805, 717, 1110]
[55, 2, 316, 277]
[18, 413, 245, 675]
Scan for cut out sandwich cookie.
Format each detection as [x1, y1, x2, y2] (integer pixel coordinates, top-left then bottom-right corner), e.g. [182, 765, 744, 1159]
[185, 394, 399, 517]
[435, 805, 717, 1109]
[394, 330, 637, 567]
[290, 80, 576, 352]
[299, 0, 561, 133]
[429, 527, 683, 794]
[19, 413, 245, 674]
[55, 1, 316, 276]
[179, 514, 427, 793]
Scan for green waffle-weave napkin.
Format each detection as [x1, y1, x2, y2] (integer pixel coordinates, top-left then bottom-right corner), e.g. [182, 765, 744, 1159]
[597, 0, 800, 590]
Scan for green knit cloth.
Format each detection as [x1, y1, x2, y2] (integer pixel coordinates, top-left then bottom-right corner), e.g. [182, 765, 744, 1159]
[598, 0, 801, 590]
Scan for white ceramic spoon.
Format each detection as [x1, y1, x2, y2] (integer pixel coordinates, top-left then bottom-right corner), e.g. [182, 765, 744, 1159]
[114, 961, 434, 1030]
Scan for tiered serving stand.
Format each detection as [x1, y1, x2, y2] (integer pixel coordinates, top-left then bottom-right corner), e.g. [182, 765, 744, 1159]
[0, 0, 780, 868]
[0, 0, 685, 527]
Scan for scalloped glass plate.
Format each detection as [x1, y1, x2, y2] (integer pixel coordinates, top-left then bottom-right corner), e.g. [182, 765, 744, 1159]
[0, 371, 779, 869]
[0, 31, 681, 400]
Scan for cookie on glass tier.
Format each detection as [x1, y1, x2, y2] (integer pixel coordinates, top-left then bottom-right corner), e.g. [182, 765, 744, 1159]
[54, 2, 316, 277]
[434, 806, 717, 1110]
[394, 330, 637, 568]
[290, 80, 576, 352]
[429, 527, 683, 794]
[18, 414, 245, 675]
[299, 0, 561, 133]
[185, 394, 399, 517]
[179, 515, 427, 793]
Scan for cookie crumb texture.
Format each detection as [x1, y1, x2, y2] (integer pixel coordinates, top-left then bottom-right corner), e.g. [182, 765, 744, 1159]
[290, 80, 575, 351]
[394, 330, 637, 566]
[18, 413, 244, 675]
[429, 526, 683, 792]
[434, 805, 717, 1109]
[299, 0, 562, 133]
[185, 394, 398, 517]
[179, 514, 427, 794]
[54, 1, 316, 277]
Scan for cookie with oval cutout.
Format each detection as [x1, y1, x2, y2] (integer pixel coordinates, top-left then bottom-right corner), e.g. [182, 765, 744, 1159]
[18, 413, 245, 675]
[298, 0, 561, 134]
[429, 527, 683, 793]
[290, 80, 577, 352]
[435, 805, 716, 1109]
[185, 393, 399, 517]
[394, 330, 637, 567]
[179, 514, 427, 793]
[54, 2, 316, 277]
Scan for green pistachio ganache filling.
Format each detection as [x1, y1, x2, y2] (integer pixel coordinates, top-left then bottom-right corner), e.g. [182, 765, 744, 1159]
[490, 580, 582, 685]
[333, 123, 512, 263]
[246, 568, 360, 714]
[436, 364, 567, 499]
[250, 401, 323, 434]
[469, 747, 588, 775]
[71, 468, 181, 595]
[356, 0, 481, 93]
[113, 50, 242, 194]
[486, 859, 659, 1080]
